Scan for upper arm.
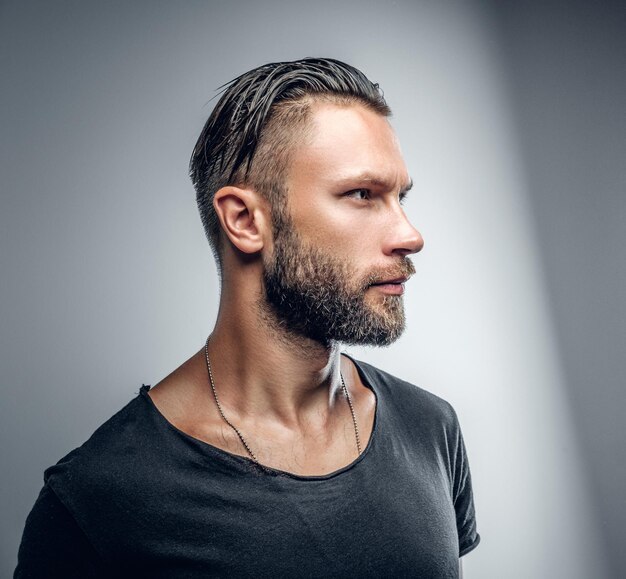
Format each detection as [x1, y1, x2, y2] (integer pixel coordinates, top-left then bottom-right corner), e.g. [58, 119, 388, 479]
[451, 411, 480, 558]
[15, 483, 102, 578]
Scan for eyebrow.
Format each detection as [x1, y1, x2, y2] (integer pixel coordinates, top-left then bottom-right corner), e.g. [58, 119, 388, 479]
[339, 173, 414, 195]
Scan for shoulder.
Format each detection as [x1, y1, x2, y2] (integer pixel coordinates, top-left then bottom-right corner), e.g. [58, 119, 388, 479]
[33, 386, 186, 559]
[351, 357, 459, 428]
[41, 386, 195, 555]
[44, 386, 160, 505]
[353, 359, 461, 452]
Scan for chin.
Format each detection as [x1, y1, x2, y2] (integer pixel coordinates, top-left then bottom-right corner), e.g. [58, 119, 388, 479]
[338, 325, 405, 347]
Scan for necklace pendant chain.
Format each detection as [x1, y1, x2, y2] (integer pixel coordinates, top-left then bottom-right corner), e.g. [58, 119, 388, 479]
[341, 371, 362, 455]
[204, 335, 362, 464]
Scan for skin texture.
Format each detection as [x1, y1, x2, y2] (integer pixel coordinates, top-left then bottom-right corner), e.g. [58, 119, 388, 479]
[149, 101, 423, 477]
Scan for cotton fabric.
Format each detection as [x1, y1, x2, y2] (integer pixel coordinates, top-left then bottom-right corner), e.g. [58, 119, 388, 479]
[15, 356, 479, 578]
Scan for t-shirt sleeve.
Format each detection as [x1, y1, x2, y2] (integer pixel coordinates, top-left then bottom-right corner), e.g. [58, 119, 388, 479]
[14, 482, 104, 578]
[451, 417, 480, 557]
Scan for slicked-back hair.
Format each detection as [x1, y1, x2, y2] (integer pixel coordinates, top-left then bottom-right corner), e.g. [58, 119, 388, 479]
[189, 57, 391, 270]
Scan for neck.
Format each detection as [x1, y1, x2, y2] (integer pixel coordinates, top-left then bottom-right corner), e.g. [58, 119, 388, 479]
[207, 283, 346, 428]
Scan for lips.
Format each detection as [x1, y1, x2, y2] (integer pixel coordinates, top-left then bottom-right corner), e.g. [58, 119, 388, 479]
[370, 276, 409, 286]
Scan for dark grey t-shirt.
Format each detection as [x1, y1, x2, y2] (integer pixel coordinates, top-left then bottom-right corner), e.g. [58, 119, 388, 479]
[16, 356, 480, 578]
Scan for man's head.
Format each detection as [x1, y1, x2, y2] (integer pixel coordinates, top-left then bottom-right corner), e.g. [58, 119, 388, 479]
[190, 58, 423, 347]
[190, 58, 390, 269]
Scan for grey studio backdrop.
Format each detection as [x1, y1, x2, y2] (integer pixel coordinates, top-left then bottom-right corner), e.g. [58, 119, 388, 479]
[1, 1, 624, 577]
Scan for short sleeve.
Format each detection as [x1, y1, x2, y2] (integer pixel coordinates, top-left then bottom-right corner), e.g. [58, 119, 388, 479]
[451, 418, 480, 556]
[14, 483, 104, 578]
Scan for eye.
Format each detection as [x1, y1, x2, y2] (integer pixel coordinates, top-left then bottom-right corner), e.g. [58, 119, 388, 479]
[399, 192, 408, 206]
[345, 188, 371, 201]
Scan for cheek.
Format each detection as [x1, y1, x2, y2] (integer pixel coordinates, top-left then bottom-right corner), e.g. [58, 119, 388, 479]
[292, 201, 380, 254]
[310, 222, 369, 258]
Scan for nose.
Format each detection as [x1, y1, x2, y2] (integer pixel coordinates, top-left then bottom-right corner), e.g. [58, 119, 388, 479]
[384, 211, 424, 257]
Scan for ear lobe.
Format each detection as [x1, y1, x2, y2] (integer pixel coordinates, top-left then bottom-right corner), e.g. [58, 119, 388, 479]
[213, 186, 267, 255]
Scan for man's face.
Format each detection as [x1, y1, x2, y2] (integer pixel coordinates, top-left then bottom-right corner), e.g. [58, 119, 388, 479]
[261, 102, 423, 347]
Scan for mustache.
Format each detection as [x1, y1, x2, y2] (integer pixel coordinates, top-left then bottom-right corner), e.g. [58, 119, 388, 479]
[362, 258, 416, 289]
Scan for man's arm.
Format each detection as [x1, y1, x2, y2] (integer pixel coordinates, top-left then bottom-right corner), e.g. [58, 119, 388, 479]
[15, 483, 102, 578]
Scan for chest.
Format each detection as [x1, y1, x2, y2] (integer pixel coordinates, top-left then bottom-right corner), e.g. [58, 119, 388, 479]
[101, 455, 460, 578]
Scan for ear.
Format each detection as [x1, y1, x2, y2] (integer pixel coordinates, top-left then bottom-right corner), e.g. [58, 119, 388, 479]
[213, 186, 269, 255]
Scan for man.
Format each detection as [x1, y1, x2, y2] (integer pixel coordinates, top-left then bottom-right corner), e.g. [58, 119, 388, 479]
[16, 58, 479, 578]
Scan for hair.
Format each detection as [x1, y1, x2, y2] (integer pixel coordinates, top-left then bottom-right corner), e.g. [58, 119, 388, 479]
[189, 57, 391, 270]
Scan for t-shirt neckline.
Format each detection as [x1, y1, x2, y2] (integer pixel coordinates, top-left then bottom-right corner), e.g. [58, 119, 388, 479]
[140, 353, 380, 482]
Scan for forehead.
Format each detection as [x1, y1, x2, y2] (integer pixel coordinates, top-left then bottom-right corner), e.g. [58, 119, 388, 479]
[288, 102, 409, 191]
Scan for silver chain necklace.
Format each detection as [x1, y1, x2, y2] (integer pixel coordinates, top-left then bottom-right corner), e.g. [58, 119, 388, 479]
[204, 335, 362, 464]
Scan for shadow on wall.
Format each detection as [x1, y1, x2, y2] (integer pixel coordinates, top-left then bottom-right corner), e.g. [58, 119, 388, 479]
[490, 1, 626, 577]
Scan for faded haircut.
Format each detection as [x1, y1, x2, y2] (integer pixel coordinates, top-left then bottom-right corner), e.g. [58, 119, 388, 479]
[189, 57, 391, 270]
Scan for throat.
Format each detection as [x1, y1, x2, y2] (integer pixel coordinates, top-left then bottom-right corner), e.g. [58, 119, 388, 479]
[149, 334, 376, 477]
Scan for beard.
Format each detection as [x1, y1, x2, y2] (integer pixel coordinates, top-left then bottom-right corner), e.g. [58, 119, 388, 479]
[260, 211, 415, 347]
